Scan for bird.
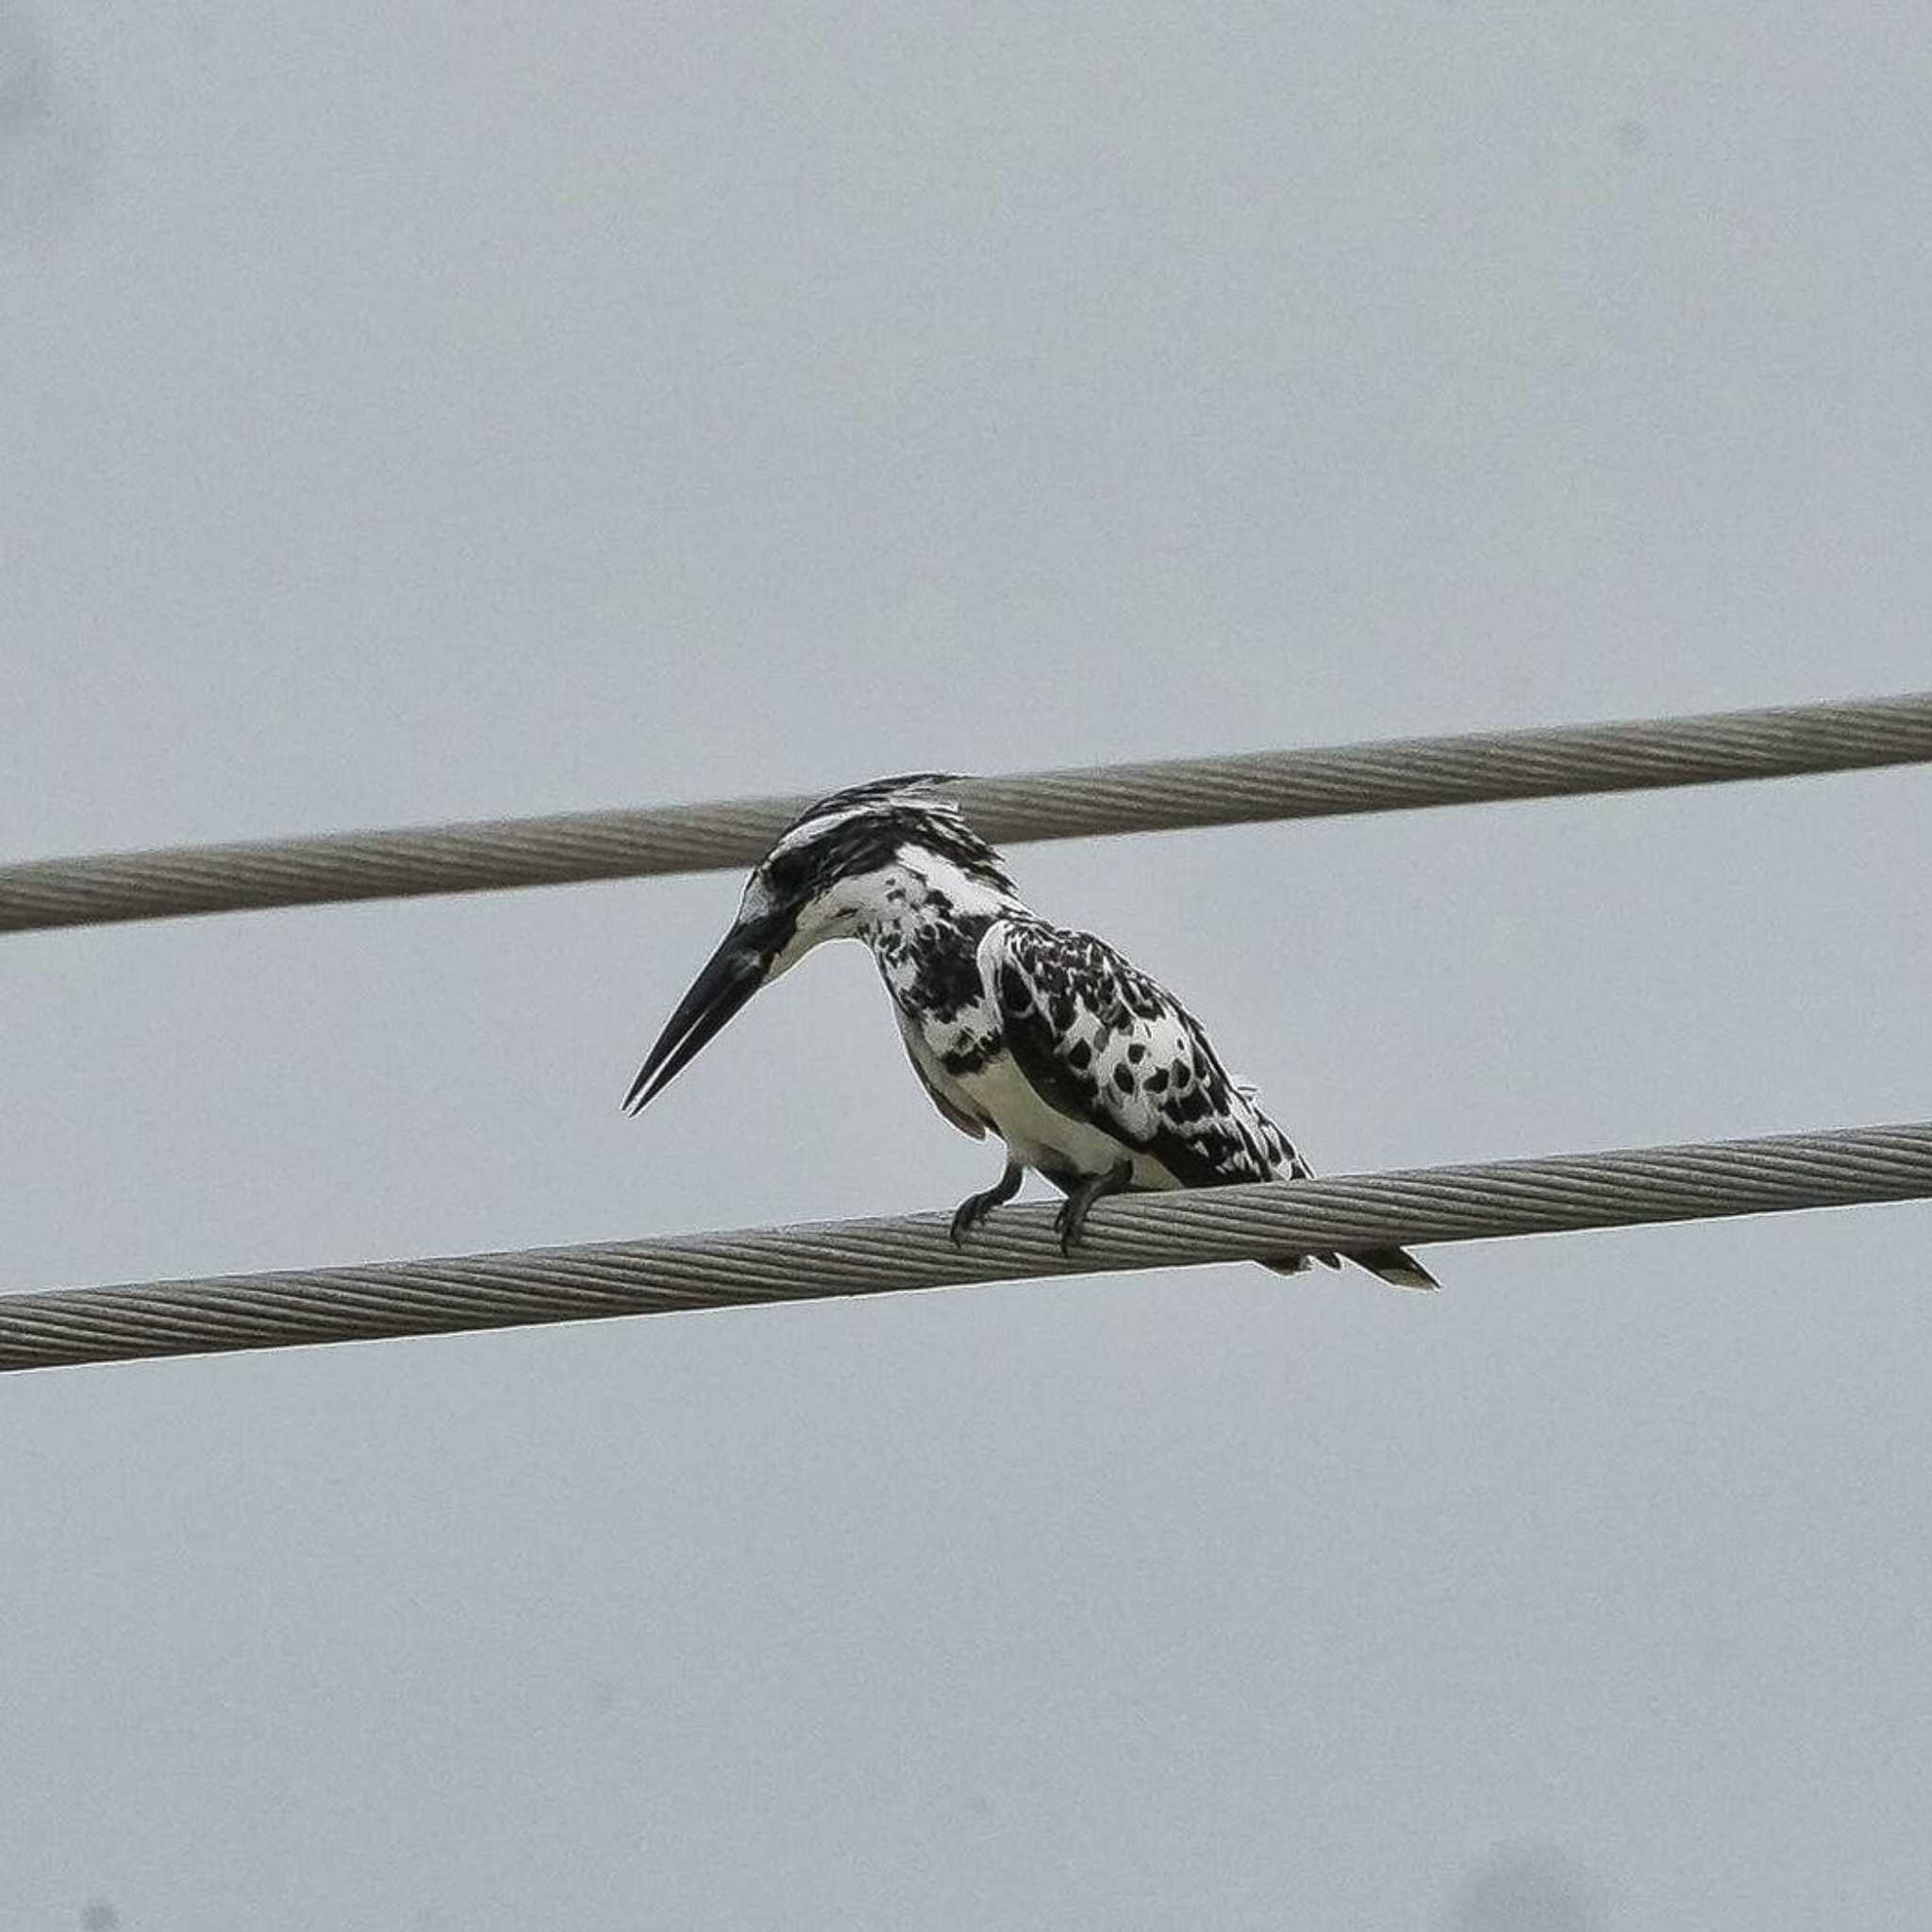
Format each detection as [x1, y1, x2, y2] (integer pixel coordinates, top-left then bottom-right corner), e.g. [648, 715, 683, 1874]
[625, 774, 1436, 1289]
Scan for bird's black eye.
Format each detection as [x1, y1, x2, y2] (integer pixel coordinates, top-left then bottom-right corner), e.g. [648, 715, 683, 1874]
[764, 851, 808, 897]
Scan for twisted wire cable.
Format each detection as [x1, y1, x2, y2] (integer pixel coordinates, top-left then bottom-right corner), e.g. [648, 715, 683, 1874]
[5, 691, 1929, 933]
[6, 1121, 1929, 1373]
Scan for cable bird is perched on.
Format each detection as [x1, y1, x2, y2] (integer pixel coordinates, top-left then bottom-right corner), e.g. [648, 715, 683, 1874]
[625, 774, 1436, 1288]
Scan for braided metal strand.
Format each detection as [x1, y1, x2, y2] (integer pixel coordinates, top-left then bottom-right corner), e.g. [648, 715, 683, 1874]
[5, 691, 1929, 932]
[6, 1121, 1929, 1373]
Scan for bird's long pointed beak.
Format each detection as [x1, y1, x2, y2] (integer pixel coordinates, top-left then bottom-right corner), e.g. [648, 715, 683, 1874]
[624, 927, 767, 1115]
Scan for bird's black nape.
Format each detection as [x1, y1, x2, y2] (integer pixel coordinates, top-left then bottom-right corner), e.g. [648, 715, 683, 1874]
[760, 771, 1018, 908]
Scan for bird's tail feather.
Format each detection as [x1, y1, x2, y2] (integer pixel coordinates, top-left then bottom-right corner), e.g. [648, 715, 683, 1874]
[1257, 1245, 1438, 1290]
[1257, 1250, 1341, 1278]
[1351, 1245, 1439, 1291]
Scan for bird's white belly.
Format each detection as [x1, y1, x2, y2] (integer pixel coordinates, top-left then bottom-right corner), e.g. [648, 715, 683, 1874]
[950, 1051, 1182, 1191]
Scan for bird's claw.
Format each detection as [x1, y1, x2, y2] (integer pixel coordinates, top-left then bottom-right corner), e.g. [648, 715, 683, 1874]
[950, 1165, 1024, 1249]
[1053, 1158, 1133, 1257]
[1052, 1202, 1081, 1257]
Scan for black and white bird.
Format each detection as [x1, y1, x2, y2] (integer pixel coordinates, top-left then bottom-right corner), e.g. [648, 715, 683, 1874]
[625, 774, 1436, 1289]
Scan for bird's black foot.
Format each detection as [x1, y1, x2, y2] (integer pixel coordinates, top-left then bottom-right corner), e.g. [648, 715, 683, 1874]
[949, 1160, 1024, 1247]
[1052, 1158, 1135, 1256]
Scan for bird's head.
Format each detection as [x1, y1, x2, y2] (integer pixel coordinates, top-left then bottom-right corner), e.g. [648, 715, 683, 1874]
[624, 773, 1019, 1114]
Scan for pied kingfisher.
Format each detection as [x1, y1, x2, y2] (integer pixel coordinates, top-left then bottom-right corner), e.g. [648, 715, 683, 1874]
[625, 774, 1436, 1289]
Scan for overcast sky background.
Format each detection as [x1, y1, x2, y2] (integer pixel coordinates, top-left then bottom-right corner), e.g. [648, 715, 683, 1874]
[5, 4, 1931, 1926]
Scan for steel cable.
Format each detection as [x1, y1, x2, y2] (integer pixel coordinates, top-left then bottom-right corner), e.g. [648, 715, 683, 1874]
[6, 1121, 1929, 1373]
[5, 691, 1930, 932]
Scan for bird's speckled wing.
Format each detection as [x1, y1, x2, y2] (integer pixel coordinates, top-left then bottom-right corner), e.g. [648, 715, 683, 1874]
[982, 919, 1308, 1189]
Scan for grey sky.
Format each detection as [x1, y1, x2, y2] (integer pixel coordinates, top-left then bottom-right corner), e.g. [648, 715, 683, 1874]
[5, 3, 1930, 1925]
